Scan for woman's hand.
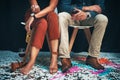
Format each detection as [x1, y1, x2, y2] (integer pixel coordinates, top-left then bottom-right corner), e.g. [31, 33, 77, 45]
[31, 5, 40, 13]
[25, 16, 34, 33]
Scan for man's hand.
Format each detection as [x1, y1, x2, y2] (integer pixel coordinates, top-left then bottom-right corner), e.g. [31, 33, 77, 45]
[25, 16, 34, 33]
[82, 5, 101, 13]
[72, 8, 87, 21]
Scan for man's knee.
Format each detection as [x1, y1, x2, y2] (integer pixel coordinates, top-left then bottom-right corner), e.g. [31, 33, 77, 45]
[58, 12, 71, 24]
[58, 12, 71, 19]
[95, 14, 108, 24]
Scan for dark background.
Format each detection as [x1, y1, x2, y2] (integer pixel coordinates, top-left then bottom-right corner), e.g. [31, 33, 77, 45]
[0, 0, 120, 53]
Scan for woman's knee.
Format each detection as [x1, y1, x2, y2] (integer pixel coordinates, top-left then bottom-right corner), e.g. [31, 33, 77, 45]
[36, 18, 48, 30]
[46, 12, 58, 23]
[47, 12, 60, 40]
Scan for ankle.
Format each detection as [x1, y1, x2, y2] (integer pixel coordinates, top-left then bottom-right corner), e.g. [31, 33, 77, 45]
[51, 52, 58, 57]
[52, 52, 58, 54]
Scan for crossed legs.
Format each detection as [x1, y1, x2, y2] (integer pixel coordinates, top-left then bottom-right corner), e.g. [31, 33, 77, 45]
[20, 12, 60, 75]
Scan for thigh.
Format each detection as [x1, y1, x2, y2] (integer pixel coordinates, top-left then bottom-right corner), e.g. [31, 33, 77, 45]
[80, 17, 95, 26]
[46, 12, 59, 28]
[46, 12, 60, 40]
[58, 12, 74, 26]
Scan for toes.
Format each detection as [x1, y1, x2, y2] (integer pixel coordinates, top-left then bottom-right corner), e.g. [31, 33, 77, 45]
[20, 68, 28, 75]
[49, 68, 58, 74]
[49, 69, 53, 74]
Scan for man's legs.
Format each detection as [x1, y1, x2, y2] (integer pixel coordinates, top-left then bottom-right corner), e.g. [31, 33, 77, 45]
[84, 14, 108, 69]
[88, 14, 108, 57]
[58, 12, 74, 72]
[58, 12, 108, 70]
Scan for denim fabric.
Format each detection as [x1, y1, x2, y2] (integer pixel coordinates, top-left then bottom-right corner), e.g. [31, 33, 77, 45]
[58, 0, 105, 17]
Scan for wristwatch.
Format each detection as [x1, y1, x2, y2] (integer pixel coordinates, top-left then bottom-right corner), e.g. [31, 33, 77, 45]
[86, 12, 91, 19]
[30, 13, 36, 19]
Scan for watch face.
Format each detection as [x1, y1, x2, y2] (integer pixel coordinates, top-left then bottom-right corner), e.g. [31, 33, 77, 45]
[87, 14, 90, 18]
[30, 13, 35, 17]
[71, 10, 79, 14]
[86, 12, 91, 19]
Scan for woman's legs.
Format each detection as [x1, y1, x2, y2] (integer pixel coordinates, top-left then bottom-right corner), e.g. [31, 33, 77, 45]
[46, 12, 60, 74]
[20, 18, 48, 74]
[49, 40, 59, 74]
[20, 46, 39, 74]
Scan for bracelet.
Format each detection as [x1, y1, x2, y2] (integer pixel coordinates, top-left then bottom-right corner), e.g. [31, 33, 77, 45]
[30, 13, 36, 19]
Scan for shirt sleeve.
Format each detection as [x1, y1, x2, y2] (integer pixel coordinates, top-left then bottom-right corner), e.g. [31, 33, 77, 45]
[95, 0, 105, 13]
[57, 0, 105, 18]
[57, 0, 75, 13]
[83, 0, 105, 18]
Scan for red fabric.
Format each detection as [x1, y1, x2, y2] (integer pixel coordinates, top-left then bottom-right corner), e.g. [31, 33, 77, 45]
[46, 12, 60, 40]
[25, 10, 60, 49]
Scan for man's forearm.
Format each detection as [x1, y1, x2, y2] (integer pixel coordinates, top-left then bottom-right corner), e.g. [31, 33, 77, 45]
[82, 5, 102, 13]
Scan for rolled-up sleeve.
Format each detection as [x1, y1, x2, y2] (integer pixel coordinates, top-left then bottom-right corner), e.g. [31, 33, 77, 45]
[95, 0, 105, 13]
[84, 0, 105, 18]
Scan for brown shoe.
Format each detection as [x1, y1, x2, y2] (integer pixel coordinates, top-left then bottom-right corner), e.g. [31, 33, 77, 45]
[61, 58, 72, 73]
[86, 56, 104, 70]
[11, 61, 27, 71]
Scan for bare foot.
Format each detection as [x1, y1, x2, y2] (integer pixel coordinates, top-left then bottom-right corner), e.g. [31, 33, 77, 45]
[20, 62, 34, 75]
[49, 53, 58, 74]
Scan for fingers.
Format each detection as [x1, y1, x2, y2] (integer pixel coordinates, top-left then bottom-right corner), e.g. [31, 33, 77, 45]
[82, 6, 90, 11]
[72, 12, 87, 20]
[74, 8, 80, 11]
[25, 25, 31, 33]
[31, 7, 40, 13]
[31, 5, 40, 13]
[25, 17, 34, 32]
[25, 21, 31, 32]
[72, 10, 82, 20]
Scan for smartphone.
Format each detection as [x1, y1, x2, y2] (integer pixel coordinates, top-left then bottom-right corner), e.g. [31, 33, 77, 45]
[71, 10, 79, 14]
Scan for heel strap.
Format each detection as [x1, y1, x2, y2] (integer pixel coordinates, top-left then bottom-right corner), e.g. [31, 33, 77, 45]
[52, 52, 58, 55]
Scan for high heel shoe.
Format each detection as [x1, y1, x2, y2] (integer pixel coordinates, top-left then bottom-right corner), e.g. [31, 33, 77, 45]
[11, 60, 27, 71]
[49, 52, 58, 74]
